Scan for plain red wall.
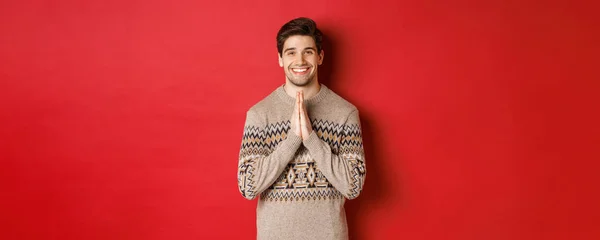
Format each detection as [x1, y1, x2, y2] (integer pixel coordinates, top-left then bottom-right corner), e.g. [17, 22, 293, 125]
[1, 0, 598, 239]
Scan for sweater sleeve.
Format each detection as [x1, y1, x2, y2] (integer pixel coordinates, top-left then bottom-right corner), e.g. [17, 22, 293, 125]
[237, 110, 303, 200]
[303, 109, 367, 200]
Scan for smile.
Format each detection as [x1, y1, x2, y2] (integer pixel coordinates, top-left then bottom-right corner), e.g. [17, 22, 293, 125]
[291, 67, 310, 74]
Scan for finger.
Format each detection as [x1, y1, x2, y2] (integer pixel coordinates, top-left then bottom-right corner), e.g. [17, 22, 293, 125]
[297, 92, 301, 112]
[300, 101, 306, 122]
[299, 104, 305, 127]
[300, 97, 307, 123]
[302, 92, 308, 117]
[302, 95, 308, 113]
[297, 92, 302, 135]
[299, 91, 304, 112]
[298, 92, 302, 117]
[296, 106, 302, 134]
[297, 99, 302, 138]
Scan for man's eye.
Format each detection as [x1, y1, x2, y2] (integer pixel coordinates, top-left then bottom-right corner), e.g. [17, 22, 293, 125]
[305, 51, 313, 55]
[287, 52, 295, 56]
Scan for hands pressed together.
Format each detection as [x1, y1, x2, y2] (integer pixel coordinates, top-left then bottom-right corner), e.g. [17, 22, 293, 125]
[290, 91, 313, 140]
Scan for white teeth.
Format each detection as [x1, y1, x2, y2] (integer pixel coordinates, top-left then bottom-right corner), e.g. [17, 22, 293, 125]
[292, 68, 308, 73]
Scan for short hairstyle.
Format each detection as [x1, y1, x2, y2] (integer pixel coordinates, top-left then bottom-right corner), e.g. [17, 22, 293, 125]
[276, 17, 323, 56]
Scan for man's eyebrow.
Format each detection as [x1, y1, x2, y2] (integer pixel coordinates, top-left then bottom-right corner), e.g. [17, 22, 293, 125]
[284, 47, 316, 53]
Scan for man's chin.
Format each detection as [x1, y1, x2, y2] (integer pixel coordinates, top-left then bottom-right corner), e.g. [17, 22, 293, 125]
[287, 76, 313, 87]
[289, 80, 311, 87]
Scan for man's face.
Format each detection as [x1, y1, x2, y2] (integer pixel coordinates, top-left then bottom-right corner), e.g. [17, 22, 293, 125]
[279, 35, 324, 87]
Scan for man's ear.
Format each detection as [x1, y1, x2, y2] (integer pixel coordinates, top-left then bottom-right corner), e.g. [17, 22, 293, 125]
[278, 53, 283, 67]
[318, 50, 324, 65]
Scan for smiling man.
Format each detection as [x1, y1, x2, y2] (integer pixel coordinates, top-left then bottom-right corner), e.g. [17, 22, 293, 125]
[237, 17, 366, 240]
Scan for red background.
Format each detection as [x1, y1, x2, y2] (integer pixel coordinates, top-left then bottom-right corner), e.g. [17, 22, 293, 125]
[1, 0, 598, 239]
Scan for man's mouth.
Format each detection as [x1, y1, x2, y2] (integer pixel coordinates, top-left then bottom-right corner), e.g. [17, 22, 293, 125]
[291, 67, 310, 75]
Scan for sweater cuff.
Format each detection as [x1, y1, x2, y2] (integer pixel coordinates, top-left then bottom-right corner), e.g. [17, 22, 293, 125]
[303, 130, 326, 154]
[281, 132, 303, 153]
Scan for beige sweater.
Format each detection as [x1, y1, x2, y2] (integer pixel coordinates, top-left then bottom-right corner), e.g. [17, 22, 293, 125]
[237, 84, 366, 240]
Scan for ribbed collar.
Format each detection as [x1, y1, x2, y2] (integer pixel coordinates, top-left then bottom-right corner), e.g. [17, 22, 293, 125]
[275, 83, 330, 107]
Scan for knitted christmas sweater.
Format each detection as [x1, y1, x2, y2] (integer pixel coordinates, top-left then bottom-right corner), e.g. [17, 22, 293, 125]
[237, 84, 366, 240]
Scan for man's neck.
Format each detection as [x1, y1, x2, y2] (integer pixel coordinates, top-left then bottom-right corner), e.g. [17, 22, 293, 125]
[283, 79, 321, 99]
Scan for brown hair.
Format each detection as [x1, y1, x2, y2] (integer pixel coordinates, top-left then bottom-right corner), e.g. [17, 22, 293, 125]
[276, 17, 323, 56]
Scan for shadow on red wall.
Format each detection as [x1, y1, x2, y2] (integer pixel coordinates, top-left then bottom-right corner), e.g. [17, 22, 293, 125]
[320, 26, 398, 239]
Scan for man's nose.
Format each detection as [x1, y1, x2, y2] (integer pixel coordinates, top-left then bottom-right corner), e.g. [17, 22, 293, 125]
[296, 54, 305, 64]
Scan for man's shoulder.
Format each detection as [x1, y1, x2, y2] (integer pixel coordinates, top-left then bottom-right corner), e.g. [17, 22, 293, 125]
[324, 87, 358, 114]
[246, 87, 280, 115]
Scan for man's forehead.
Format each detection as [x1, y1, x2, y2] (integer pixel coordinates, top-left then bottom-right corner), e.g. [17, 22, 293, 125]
[283, 35, 316, 49]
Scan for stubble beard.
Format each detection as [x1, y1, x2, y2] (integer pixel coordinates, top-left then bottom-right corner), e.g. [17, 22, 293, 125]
[286, 69, 316, 87]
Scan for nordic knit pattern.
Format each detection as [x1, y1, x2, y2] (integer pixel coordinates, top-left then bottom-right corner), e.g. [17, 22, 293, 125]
[238, 84, 366, 240]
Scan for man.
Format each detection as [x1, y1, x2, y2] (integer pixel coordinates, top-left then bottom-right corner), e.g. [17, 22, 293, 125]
[237, 17, 366, 240]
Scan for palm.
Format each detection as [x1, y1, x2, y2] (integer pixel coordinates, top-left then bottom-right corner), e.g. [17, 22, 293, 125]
[291, 91, 312, 140]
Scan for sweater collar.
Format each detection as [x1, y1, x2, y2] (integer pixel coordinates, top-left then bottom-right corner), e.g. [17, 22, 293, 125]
[275, 83, 330, 107]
